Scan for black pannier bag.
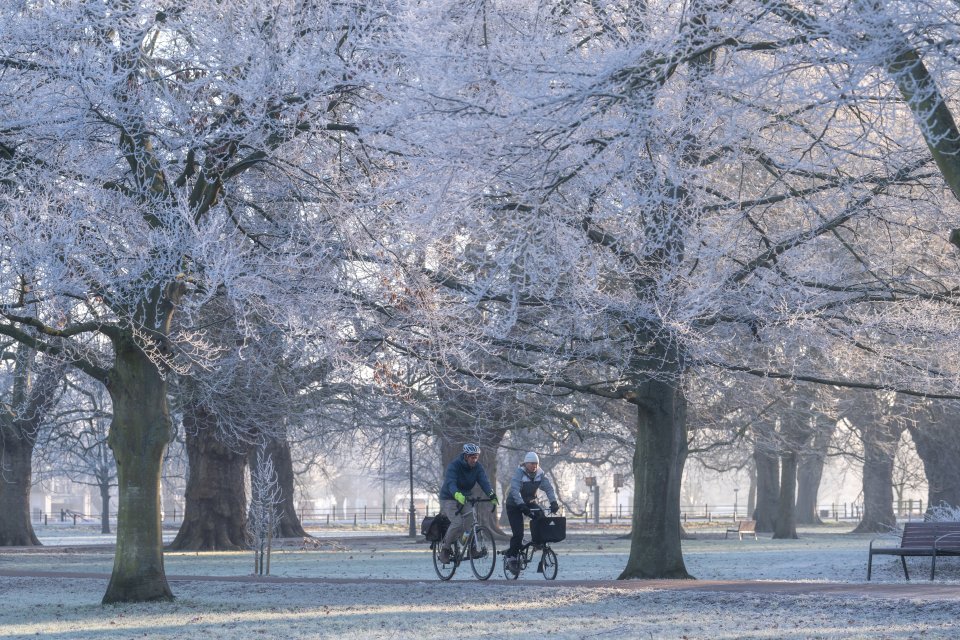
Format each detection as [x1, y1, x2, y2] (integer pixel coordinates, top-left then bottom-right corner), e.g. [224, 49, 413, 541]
[531, 516, 566, 543]
[421, 512, 451, 542]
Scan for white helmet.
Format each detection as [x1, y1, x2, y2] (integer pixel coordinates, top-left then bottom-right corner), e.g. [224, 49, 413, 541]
[523, 451, 539, 465]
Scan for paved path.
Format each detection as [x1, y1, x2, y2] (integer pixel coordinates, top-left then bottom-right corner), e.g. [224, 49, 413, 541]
[4, 569, 960, 602]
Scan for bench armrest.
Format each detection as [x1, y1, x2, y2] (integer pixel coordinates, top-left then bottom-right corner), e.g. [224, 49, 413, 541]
[934, 532, 960, 549]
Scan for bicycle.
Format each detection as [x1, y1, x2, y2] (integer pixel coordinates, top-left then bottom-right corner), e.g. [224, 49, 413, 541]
[431, 497, 497, 581]
[501, 507, 563, 580]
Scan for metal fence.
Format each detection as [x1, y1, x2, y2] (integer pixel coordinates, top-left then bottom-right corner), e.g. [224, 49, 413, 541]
[32, 499, 929, 529]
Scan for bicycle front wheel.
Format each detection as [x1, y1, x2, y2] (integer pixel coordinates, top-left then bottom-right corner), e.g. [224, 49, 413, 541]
[469, 526, 497, 580]
[502, 552, 519, 580]
[433, 540, 458, 581]
[540, 547, 558, 580]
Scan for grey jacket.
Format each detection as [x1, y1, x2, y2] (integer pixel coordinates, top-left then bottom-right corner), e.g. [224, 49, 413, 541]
[507, 465, 557, 506]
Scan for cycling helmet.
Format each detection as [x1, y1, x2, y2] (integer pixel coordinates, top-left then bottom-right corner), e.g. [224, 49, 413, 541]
[462, 443, 481, 455]
[523, 451, 539, 464]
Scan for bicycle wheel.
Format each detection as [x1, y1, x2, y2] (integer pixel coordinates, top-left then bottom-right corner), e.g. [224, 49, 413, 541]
[540, 547, 558, 580]
[502, 552, 519, 580]
[469, 526, 497, 580]
[433, 540, 458, 581]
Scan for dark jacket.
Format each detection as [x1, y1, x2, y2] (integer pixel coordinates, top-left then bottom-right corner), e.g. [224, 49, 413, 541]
[439, 454, 494, 501]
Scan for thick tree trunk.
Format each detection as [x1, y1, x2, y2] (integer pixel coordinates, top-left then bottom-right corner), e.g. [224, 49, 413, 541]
[169, 407, 249, 551]
[795, 459, 823, 526]
[0, 352, 63, 547]
[773, 452, 798, 539]
[100, 482, 111, 535]
[772, 387, 817, 539]
[103, 340, 174, 604]
[0, 438, 40, 546]
[619, 378, 692, 580]
[255, 437, 308, 539]
[852, 423, 901, 533]
[753, 447, 779, 532]
[795, 421, 834, 525]
[436, 385, 508, 537]
[908, 416, 960, 512]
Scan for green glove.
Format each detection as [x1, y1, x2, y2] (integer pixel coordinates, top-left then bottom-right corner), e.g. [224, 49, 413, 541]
[454, 491, 466, 505]
[489, 493, 499, 507]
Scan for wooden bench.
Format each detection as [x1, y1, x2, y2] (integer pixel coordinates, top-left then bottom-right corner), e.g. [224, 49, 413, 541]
[867, 521, 960, 580]
[724, 519, 757, 541]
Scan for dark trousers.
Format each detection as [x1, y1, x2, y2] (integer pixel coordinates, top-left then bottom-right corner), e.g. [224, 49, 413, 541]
[506, 503, 528, 557]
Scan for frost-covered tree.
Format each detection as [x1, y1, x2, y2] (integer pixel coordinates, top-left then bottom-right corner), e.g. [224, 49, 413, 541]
[377, 0, 960, 579]
[0, 1, 381, 602]
[247, 451, 282, 576]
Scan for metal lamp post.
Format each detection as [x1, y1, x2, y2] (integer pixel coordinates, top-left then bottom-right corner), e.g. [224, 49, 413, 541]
[408, 424, 417, 537]
[733, 487, 740, 522]
[585, 476, 600, 524]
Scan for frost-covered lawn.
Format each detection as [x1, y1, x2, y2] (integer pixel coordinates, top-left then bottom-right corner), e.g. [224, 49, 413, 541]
[2, 524, 959, 639]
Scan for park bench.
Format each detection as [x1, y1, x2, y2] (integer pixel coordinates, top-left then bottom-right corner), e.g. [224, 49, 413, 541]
[867, 521, 960, 580]
[724, 519, 757, 541]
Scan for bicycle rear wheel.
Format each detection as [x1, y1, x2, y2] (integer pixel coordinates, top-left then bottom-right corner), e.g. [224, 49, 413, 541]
[540, 547, 558, 580]
[469, 526, 496, 580]
[433, 540, 458, 581]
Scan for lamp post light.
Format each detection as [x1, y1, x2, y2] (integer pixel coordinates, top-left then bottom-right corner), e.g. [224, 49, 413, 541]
[733, 487, 740, 522]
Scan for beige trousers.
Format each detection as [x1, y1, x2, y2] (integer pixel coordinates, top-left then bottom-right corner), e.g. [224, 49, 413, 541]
[439, 499, 474, 550]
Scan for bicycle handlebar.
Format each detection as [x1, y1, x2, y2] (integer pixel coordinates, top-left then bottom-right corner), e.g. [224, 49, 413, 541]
[454, 497, 496, 516]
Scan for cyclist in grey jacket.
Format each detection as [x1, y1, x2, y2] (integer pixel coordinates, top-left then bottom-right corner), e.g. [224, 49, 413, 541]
[505, 451, 559, 569]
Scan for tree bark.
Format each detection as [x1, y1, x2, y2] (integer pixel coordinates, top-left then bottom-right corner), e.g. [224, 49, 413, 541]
[0, 437, 40, 546]
[752, 446, 779, 532]
[103, 338, 174, 604]
[795, 420, 834, 525]
[100, 481, 111, 535]
[436, 384, 508, 537]
[0, 352, 64, 546]
[773, 451, 798, 539]
[795, 459, 822, 526]
[857, 4, 960, 205]
[852, 422, 901, 533]
[772, 387, 817, 539]
[618, 377, 692, 580]
[168, 406, 249, 551]
[908, 407, 960, 512]
[254, 436, 309, 539]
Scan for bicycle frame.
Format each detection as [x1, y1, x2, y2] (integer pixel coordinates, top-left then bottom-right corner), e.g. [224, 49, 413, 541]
[502, 510, 560, 580]
[432, 497, 497, 581]
[520, 541, 548, 569]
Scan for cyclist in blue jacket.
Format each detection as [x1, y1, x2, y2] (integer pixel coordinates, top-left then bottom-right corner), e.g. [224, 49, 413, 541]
[437, 443, 498, 564]
[504, 451, 559, 572]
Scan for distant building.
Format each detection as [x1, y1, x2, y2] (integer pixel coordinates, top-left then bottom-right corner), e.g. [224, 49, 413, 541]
[29, 478, 94, 523]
